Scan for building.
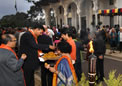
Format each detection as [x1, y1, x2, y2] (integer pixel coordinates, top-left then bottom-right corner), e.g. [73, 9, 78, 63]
[39, 0, 122, 33]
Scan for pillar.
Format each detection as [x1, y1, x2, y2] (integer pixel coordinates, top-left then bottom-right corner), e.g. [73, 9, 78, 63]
[92, 0, 98, 26]
[77, 10, 81, 33]
[64, 8, 68, 25]
[45, 10, 50, 26]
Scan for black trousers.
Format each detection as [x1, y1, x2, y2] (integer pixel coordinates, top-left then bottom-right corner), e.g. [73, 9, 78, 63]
[40, 62, 53, 86]
[96, 57, 104, 80]
[74, 62, 82, 82]
[119, 42, 122, 52]
[23, 69, 34, 86]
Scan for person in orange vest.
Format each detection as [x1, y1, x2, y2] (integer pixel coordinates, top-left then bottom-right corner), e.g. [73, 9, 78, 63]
[18, 25, 55, 86]
[0, 34, 27, 86]
[61, 28, 76, 64]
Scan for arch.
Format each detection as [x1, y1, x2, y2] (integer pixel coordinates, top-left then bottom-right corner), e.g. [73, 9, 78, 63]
[67, 2, 78, 29]
[55, 5, 65, 28]
[48, 8, 56, 26]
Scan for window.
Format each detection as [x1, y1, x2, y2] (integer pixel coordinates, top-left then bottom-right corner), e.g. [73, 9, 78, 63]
[109, 0, 114, 5]
[59, 7, 62, 14]
[68, 5, 71, 12]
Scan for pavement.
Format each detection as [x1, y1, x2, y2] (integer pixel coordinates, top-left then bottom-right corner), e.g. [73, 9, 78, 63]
[34, 49, 122, 86]
[105, 49, 122, 60]
[82, 49, 122, 61]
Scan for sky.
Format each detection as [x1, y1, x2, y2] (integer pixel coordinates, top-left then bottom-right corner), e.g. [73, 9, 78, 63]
[0, 0, 33, 19]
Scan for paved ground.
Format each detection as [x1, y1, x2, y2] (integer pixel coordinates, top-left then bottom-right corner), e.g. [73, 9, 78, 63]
[105, 49, 122, 60]
[82, 56, 122, 86]
[34, 50, 122, 86]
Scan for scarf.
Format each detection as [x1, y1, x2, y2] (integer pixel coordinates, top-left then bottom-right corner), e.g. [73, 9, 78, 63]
[28, 29, 42, 56]
[0, 44, 26, 86]
[52, 55, 78, 86]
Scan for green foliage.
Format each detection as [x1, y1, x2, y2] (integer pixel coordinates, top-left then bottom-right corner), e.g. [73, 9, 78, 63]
[78, 73, 89, 86]
[0, 12, 29, 27]
[77, 70, 122, 86]
[104, 70, 122, 86]
[97, 82, 103, 86]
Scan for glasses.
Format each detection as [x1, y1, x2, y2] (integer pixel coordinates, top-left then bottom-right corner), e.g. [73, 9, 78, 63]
[10, 40, 17, 42]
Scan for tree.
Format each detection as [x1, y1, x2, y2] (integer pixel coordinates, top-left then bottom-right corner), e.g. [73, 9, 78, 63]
[0, 12, 30, 27]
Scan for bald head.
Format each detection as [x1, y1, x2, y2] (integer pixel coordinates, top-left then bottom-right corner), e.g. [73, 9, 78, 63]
[2, 34, 16, 44]
[43, 25, 47, 30]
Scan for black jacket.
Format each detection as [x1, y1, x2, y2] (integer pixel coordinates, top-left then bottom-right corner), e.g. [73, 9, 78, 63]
[93, 37, 106, 57]
[18, 31, 49, 70]
[75, 41, 84, 63]
[38, 34, 53, 53]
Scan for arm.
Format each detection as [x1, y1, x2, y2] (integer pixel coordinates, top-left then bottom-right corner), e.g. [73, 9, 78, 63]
[6, 53, 24, 72]
[22, 32, 50, 50]
[78, 42, 84, 51]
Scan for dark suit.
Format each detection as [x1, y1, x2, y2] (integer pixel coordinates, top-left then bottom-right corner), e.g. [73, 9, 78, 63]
[18, 31, 50, 86]
[38, 34, 54, 86]
[74, 40, 84, 81]
[93, 36, 106, 81]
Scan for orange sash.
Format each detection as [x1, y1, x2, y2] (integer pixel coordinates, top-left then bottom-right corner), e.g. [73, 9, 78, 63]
[28, 29, 42, 56]
[52, 55, 78, 86]
[0, 44, 26, 86]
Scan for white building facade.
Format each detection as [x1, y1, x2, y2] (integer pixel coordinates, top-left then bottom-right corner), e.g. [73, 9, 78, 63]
[41, 0, 122, 33]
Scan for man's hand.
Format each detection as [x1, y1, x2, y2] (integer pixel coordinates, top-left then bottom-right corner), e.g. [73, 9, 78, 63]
[49, 45, 55, 50]
[99, 55, 103, 59]
[21, 54, 27, 60]
[45, 63, 50, 69]
[49, 67, 56, 73]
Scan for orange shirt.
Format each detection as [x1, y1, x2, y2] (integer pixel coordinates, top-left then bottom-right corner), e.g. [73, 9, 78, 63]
[67, 38, 76, 61]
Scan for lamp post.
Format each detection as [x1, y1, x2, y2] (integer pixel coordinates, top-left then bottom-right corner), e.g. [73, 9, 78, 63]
[88, 41, 97, 86]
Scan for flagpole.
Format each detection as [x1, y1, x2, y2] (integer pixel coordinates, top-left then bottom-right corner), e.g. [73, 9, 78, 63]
[15, 0, 17, 13]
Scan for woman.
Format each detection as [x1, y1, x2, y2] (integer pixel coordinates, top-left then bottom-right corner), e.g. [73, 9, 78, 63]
[109, 28, 117, 53]
[118, 27, 122, 52]
[45, 41, 77, 86]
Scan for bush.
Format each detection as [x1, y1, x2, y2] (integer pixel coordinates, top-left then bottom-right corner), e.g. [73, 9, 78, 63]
[77, 70, 122, 86]
[104, 70, 122, 86]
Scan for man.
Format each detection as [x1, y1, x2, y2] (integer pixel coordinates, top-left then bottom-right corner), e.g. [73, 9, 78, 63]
[93, 32, 106, 83]
[18, 25, 55, 86]
[38, 25, 54, 86]
[0, 34, 27, 86]
[61, 28, 76, 64]
[72, 29, 84, 81]
[43, 25, 54, 38]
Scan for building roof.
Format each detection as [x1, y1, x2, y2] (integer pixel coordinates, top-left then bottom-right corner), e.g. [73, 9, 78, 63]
[39, 0, 59, 6]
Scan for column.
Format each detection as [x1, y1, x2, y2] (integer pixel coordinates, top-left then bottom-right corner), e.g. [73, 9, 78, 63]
[54, 13, 58, 27]
[93, 0, 98, 26]
[77, 9, 81, 33]
[64, 8, 68, 25]
[45, 10, 50, 26]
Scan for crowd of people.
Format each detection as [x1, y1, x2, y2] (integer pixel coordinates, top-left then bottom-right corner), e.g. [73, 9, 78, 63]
[0, 24, 121, 86]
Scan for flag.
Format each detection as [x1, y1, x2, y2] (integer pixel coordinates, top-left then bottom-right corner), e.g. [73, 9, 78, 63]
[15, 0, 17, 12]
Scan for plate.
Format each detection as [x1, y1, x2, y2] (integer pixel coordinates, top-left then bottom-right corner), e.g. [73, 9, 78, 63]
[42, 56, 61, 60]
[39, 53, 44, 56]
[39, 57, 45, 62]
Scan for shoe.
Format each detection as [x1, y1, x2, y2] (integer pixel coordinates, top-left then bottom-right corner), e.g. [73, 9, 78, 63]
[100, 78, 104, 82]
[96, 78, 104, 84]
[96, 79, 100, 84]
[113, 51, 115, 53]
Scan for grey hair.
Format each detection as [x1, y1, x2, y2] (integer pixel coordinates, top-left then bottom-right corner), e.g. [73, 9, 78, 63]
[2, 34, 12, 44]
